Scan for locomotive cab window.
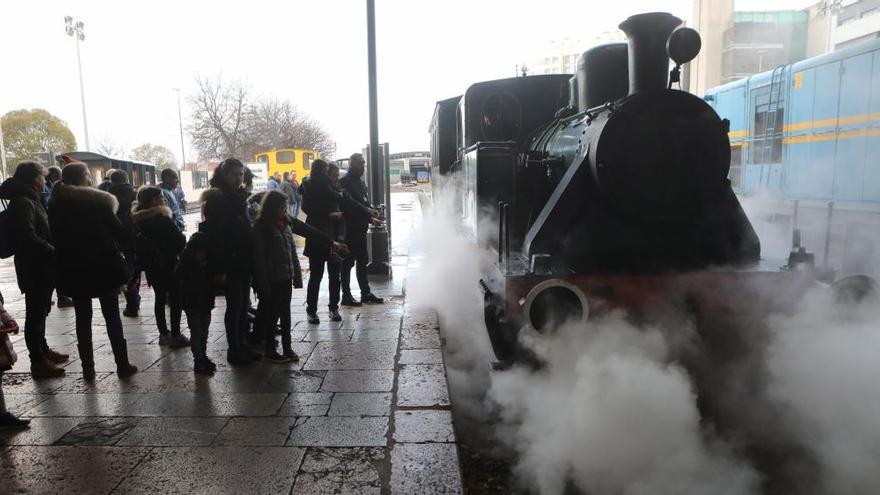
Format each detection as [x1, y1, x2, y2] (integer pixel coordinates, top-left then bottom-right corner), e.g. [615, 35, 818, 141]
[481, 93, 521, 141]
[257, 154, 269, 163]
[277, 151, 296, 164]
[303, 152, 314, 170]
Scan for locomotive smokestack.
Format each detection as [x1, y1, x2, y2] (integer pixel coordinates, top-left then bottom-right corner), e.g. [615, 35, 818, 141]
[619, 12, 682, 94]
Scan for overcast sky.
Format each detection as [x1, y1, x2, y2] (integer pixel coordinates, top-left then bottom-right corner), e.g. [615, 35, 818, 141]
[1, 0, 812, 162]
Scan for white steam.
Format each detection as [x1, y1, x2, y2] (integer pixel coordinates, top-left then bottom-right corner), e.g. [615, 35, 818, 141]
[765, 287, 880, 494]
[406, 176, 497, 422]
[490, 317, 758, 495]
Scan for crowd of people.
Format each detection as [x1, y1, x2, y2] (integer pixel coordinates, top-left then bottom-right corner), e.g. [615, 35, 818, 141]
[0, 153, 384, 429]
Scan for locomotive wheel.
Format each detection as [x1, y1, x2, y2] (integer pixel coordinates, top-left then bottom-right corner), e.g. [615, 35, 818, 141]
[831, 275, 878, 305]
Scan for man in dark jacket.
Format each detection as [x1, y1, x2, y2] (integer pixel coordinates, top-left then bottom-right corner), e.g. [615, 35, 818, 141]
[0, 161, 68, 377]
[338, 153, 384, 306]
[107, 171, 140, 317]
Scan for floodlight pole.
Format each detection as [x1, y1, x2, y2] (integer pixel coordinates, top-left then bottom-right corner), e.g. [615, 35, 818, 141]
[65, 16, 90, 151]
[0, 122, 8, 180]
[174, 89, 186, 170]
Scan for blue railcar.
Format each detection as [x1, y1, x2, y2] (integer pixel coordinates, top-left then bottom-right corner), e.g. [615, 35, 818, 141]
[705, 38, 880, 276]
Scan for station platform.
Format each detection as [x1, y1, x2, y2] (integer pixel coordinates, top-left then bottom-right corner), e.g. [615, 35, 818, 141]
[0, 191, 463, 494]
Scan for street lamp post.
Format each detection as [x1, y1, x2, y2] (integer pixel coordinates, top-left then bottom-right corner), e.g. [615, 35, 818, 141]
[64, 16, 89, 151]
[365, 0, 391, 277]
[173, 89, 186, 170]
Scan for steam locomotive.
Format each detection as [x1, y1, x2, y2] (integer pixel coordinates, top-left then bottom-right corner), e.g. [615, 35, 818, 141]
[430, 12, 855, 364]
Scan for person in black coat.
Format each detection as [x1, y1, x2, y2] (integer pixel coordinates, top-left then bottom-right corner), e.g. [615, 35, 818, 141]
[107, 171, 141, 317]
[178, 188, 227, 374]
[132, 186, 189, 348]
[0, 161, 68, 377]
[301, 160, 346, 323]
[48, 162, 138, 379]
[209, 158, 259, 366]
[338, 153, 384, 306]
[253, 190, 343, 362]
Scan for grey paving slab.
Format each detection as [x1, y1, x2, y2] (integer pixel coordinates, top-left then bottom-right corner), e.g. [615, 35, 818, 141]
[303, 341, 397, 370]
[321, 370, 394, 392]
[275, 392, 333, 416]
[116, 417, 229, 446]
[399, 349, 444, 365]
[350, 328, 400, 341]
[126, 392, 288, 417]
[23, 393, 144, 417]
[287, 416, 389, 447]
[393, 410, 456, 443]
[114, 446, 304, 494]
[0, 372, 71, 395]
[397, 364, 450, 407]
[214, 417, 296, 446]
[391, 443, 463, 495]
[0, 417, 82, 446]
[302, 328, 354, 342]
[294, 321, 343, 331]
[400, 328, 442, 349]
[0, 446, 150, 495]
[55, 417, 139, 445]
[328, 393, 392, 417]
[291, 447, 385, 495]
[261, 370, 325, 393]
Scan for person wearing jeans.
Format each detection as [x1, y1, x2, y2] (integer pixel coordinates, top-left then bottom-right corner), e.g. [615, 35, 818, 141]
[48, 162, 138, 380]
[0, 161, 68, 377]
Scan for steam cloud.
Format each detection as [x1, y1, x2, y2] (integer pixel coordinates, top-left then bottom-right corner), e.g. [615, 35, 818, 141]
[410, 181, 880, 494]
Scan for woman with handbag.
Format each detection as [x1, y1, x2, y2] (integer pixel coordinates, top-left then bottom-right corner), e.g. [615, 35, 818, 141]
[48, 162, 138, 380]
[0, 290, 30, 429]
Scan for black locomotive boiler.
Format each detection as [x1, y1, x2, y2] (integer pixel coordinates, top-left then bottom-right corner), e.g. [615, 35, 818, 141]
[430, 12, 825, 364]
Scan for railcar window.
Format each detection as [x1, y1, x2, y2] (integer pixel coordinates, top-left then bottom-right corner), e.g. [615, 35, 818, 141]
[481, 93, 521, 141]
[750, 87, 784, 165]
[277, 151, 295, 164]
[303, 152, 314, 170]
[257, 155, 269, 163]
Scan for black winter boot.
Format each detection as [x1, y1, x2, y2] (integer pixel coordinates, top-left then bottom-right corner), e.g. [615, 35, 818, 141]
[110, 339, 139, 377]
[77, 343, 96, 381]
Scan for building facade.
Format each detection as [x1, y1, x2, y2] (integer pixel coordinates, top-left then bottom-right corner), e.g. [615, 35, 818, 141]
[720, 10, 809, 84]
[523, 32, 625, 76]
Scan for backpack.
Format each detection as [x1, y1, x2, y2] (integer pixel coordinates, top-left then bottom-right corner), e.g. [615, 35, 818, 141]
[0, 200, 13, 259]
[135, 228, 163, 272]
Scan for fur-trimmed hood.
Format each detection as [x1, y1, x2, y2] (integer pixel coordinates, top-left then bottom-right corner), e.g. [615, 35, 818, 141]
[131, 204, 172, 224]
[50, 182, 119, 213]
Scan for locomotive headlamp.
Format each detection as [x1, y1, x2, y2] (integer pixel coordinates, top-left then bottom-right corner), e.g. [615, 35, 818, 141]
[667, 27, 701, 66]
[523, 279, 589, 334]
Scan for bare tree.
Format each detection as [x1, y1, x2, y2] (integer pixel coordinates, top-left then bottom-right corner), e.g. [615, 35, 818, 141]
[95, 136, 126, 158]
[187, 75, 336, 161]
[188, 75, 252, 160]
[248, 98, 336, 158]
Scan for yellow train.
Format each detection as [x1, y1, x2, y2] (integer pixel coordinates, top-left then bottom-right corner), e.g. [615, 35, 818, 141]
[254, 149, 319, 179]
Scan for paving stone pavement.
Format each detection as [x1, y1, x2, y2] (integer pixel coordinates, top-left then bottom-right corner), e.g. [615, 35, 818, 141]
[0, 192, 463, 494]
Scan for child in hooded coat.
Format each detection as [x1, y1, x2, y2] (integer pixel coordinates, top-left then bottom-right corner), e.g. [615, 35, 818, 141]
[132, 186, 188, 347]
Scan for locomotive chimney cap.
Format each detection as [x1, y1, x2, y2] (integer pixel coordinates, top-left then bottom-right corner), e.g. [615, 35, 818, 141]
[667, 27, 701, 66]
